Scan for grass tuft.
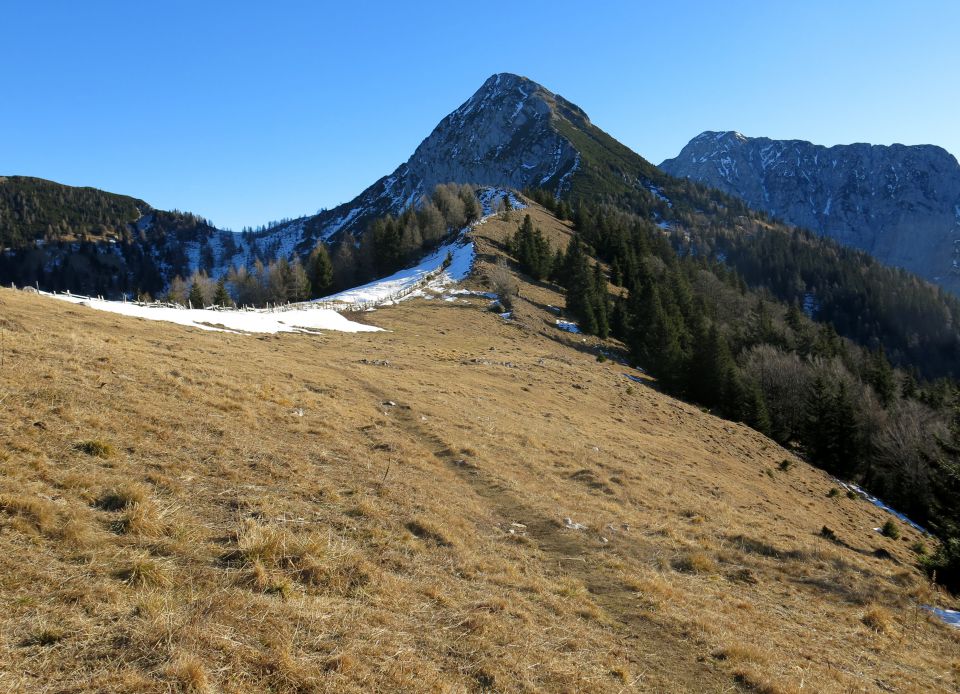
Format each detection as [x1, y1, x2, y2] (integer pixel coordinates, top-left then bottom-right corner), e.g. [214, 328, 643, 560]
[862, 605, 895, 634]
[0, 494, 55, 532]
[96, 484, 148, 512]
[24, 626, 66, 647]
[674, 551, 717, 574]
[74, 439, 115, 458]
[112, 501, 166, 537]
[166, 656, 210, 693]
[116, 556, 172, 588]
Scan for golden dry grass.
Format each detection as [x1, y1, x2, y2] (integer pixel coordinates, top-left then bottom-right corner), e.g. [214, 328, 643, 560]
[0, 200, 957, 692]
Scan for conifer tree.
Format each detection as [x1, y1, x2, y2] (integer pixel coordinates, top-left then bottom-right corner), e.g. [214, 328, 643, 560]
[802, 376, 834, 467]
[591, 262, 609, 339]
[785, 301, 804, 332]
[267, 258, 291, 303]
[550, 248, 565, 284]
[213, 278, 233, 307]
[866, 347, 896, 408]
[562, 239, 599, 335]
[830, 381, 861, 478]
[691, 324, 734, 408]
[332, 234, 359, 290]
[188, 281, 204, 309]
[610, 293, 627, 340]
[308, 243, 334, 298]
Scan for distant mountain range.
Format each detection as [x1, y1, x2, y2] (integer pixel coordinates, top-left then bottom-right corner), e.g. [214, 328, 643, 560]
[660, 131, 960, 294]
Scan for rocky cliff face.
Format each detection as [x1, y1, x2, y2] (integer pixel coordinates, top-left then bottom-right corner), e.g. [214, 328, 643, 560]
[296, 73, 620, 250]
[660, 132, 960, 293]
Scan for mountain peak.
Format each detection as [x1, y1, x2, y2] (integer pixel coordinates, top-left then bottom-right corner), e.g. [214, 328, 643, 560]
[296, 74, 592, 246]
[289, 73, 665, 251]
[661, 132, 960, 294]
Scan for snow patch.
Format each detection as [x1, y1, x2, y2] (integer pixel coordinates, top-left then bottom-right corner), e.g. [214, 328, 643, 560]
[556, 320, 580, 334]
[478, 188, 527, 216]
[838, 481, 930, 535]
[510, 84, 528, 121]
[555, 153, 580, 198]
[317, 234, 475, 309]
[321, 207, 363, 241]
[925, 607, 960, 628]
[42, 292, 381, 335]
[645, 182, 673, 208]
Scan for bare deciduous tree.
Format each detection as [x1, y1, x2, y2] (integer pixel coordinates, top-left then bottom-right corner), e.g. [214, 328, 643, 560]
[486, 258, 518, 310]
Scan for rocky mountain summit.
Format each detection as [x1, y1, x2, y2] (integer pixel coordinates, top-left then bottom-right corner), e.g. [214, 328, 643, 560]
[297, 74, 581, 248]
[660, 131, 960, 293]
[293, 72, 670, 251]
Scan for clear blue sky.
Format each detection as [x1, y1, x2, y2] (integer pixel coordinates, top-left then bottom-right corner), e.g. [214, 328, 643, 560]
[2, 1, 957, 230]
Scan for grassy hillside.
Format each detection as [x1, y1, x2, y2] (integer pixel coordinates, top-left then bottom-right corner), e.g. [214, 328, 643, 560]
[0, 205, 957, 692]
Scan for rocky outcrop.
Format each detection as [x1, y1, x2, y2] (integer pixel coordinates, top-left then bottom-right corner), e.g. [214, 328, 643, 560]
[660, 131, 960, 294]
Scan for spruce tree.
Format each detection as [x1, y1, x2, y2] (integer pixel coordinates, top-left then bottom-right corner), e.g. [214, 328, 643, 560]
[591, 262, 609, 339]
[550, 248, 565, 284]
[332, 234, 358, 290]
[610, 293, 627, 340]
[188, 281, 204, 309]
[691, 324, 734, 408]
[802, 376, 833, 467]
[866, 348, 896, 408]
[830, 381, 861, 478]
[213, 278, 232, 307]
[308, 243, 334, 298]
[562, 240, 599, 335]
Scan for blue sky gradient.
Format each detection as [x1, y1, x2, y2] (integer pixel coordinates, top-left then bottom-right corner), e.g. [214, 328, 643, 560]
[2, 1, 957, 230]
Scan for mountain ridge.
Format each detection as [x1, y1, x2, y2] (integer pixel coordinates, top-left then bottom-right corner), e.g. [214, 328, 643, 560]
[660, 131, 960, 294]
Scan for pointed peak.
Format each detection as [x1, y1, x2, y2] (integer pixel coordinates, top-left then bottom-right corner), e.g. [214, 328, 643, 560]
[480, 72, 537, 89]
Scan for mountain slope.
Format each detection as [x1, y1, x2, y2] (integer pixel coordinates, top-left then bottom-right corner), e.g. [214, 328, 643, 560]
[1, 202, 957, 692]
[295, 73, 686, 251]
[0, 176, 313, 297]
[660, 132, 960, 294]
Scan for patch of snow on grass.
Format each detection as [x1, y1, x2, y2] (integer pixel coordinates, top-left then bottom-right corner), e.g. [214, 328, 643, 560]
[478, 188, 526, 215]
[556, 320, 580, 334]
[838, 481, 930, 535]
[447, 289, 497, 299]
[316, 234, 475, 308]
[43, 292, 381, 334]
[925, 607, 960, 628]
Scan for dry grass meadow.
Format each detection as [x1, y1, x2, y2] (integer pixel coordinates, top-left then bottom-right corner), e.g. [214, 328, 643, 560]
[0, 202, 958, 692]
